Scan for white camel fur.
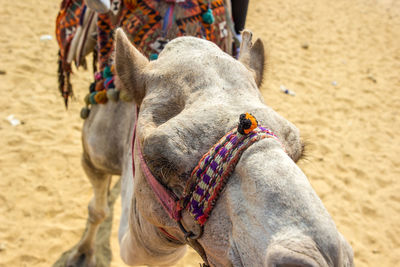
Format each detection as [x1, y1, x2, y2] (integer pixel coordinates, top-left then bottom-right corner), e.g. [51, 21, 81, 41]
[66, 28, 354, 267]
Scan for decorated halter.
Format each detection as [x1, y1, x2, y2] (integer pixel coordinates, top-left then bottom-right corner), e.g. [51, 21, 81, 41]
[180, 113, 284, 225]
[134, 112, 284, 266]
[135, 112, 285, 227]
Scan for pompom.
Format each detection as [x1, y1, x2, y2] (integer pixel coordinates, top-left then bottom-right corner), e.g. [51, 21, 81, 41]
[202, 8, 214, 24]
[89, 82, 96, 93]
[104, 76, 115, 89]
[80, 107, 90, 119]
[149, 53, 158, 61]
[94, 90, 108, 104]
[94, 71, 102, 81]
[89, 92, 97, 104]
[119, 89, 133, 102]
[95, 80, 105, 91]
[107, 89, 120, 102]
[103, 66, 112, 78]
[84, 93, 90, 105]
[237, 113, 258, 135]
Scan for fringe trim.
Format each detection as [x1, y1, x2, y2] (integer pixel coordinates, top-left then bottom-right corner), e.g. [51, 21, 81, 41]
[58, 50, 73, 108]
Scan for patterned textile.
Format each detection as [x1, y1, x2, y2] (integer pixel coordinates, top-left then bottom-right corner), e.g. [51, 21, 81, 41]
[56, 0, 84, 69]
[56, 0, 231, 106]
[182, 126, 284, 225]
[100, 0, 230, 70]
[56, 0, 85, 106]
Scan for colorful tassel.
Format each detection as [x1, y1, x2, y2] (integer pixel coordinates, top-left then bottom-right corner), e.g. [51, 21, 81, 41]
[103, 66, 112, 78]
[89, 92, 97, 104]
[84, 93, 90, 105]
[104, 76, 115, 89]
[107, 89, 120, 102]
[80, 107, 90, 119]
[150, 53, 158, 61]
[238, 113, 258, 135]
[94, 90, 108, 104]
[94, 71, 102, 81]
[89, 82, 96, 93]
[95, 80, 105, 91]
[119, 89, 133, 102]
[202, 8, 214, 24]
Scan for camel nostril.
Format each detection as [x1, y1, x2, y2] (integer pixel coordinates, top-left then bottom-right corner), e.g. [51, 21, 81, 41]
[265, 243, 324, 267]
[276, 264, 314, 267]
[266, 252, 321, 267]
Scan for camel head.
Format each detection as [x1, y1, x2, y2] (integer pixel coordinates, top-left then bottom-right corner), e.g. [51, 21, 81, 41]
[115, 28, 354, 266]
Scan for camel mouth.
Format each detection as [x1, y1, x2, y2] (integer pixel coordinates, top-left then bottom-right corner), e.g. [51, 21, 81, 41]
[229, 240, 246, 267]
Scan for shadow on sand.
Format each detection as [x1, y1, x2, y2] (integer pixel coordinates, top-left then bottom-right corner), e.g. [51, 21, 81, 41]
[53, 178, 121, 267]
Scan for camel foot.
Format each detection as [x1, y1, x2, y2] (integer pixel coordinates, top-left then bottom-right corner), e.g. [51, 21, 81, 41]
[66, 248, 96, 267]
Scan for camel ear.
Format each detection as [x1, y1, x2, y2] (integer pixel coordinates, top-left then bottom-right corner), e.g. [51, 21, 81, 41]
[238, 30, 265, 87]
[115, 28, 149, 105]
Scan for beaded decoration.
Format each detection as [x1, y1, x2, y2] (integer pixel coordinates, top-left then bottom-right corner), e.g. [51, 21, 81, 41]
[180, 114, 284, 225]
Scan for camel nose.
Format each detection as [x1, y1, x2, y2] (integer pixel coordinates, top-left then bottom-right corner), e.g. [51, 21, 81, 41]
[265, 242, 327, 267]
[267, 254, 319, 267]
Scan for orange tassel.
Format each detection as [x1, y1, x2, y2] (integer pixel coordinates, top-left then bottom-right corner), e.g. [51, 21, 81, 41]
[95, 80, 104, 91]
[244, 113, 258, 134]
[94, 90, 108, 104]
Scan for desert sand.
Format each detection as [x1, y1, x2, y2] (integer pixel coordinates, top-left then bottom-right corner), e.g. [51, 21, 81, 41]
[0, 0, 399, 266]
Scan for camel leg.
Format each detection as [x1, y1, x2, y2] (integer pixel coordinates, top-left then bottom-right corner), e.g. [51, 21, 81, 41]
[67, 155, 111, 267]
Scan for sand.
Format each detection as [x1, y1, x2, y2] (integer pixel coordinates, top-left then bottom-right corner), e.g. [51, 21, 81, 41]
[0, 0, 399, 266]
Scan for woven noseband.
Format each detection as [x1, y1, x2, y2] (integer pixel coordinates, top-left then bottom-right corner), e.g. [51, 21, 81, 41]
[180, 125, 284, 225]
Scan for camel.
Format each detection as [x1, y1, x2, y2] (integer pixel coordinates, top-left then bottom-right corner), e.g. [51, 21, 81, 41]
[65, 27, 354, 267]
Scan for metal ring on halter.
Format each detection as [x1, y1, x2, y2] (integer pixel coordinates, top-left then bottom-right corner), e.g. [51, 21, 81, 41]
[177, 220, 204, 241]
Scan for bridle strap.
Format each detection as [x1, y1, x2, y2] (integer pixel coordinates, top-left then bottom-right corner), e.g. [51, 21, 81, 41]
[136, 138, 182, 221]
[182, 125, 284, 225]
[131, 105, 183, 221]
[132, 106, 209, 266]
[132, 105, 181, 221]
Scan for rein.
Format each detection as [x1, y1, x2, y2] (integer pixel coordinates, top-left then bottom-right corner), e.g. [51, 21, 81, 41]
[132, 109, 285, 266]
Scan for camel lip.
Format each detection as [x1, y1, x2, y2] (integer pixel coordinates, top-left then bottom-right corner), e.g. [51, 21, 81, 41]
[230, 240, 246, 267]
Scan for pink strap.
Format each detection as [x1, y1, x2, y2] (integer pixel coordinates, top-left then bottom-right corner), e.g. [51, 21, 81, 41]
[131, 106, 138, 176]
[136, 139, 182, 221]
[158, 227, 180, 242]
[132, 106, 181, 221]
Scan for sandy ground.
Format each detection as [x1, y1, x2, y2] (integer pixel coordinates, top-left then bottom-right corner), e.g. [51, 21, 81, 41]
[0, 0, 399, 266]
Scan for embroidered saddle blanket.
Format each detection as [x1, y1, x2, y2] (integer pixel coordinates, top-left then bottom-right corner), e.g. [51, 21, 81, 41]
[56, 0, 233, 106]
